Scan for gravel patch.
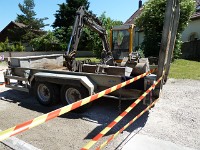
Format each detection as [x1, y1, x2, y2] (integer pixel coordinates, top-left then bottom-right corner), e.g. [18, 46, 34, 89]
[138, 79, 200, 149]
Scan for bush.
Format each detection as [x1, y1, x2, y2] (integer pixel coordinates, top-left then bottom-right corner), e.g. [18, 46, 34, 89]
[0, 38, 11, 52]
[0, 38, 25, 52]
[136, 0, 195, 59]
[13, 42, 25, 52]
[30, 31, 62, 51]
[0, 43, 3, 52]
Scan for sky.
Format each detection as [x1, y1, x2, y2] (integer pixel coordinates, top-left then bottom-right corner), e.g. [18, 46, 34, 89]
[0, 0, 148, 31]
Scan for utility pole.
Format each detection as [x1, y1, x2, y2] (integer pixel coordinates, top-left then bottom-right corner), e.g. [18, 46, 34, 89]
[164, 1, 180, 82]
[156, 0, 180, 97]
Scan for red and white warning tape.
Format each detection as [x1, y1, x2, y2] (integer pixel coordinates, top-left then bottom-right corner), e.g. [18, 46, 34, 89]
[82, 76, 162, 150]
[0, 69, 156, 141]
[96, 98, 160, 150]
[0, 82, 5, 86]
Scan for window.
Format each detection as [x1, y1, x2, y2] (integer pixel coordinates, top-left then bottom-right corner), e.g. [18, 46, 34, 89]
[112, 30, 130, 60]
[112, 30, 130, 50]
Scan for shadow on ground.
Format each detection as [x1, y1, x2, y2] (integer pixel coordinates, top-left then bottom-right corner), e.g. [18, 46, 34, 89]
[0, 89, 149, 139]
[81, 98, 149, 139]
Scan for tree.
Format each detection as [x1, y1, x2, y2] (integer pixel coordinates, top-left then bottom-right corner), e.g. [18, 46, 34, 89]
[53, 0, 89, 30]
[92, 12, 123, 58]
[11, 0, 48, 43]
[16, 0, 48, 29]
[0, 38, 25, 52]
[53, 0, 123, 58]
[30, 31, 62, 51]
[52, 0, 89, 43]
[136, 0, 195, 59]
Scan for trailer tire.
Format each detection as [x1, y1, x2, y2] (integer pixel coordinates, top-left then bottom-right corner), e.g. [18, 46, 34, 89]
[60, 85, 92, 112]
[35, 82, 59, 106]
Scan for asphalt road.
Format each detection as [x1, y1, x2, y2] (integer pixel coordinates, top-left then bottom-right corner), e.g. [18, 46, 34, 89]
[0, 64, 199, 150]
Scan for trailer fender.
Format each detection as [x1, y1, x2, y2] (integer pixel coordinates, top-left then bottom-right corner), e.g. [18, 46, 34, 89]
[33, 72, 95, 95]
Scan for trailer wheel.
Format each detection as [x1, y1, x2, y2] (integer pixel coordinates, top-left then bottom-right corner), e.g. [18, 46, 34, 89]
[35, 82, 59, 106]
[60, 85, 91, 112]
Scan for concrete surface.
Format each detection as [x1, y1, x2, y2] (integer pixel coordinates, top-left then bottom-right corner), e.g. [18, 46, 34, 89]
[0, 130, 40, 150]
[0, 63, 199, 150]
[121, 134, 196, 150]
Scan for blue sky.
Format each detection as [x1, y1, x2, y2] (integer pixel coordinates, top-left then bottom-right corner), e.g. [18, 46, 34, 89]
[0, 0, 148, 31]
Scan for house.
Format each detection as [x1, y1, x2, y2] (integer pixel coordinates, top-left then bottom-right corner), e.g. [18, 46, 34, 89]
[181, 4, 200, 59]
[181, 0, 200, 42]
[0, 21, 26, 42]
[125, 0, 200, 51]
[0, 21, 46, 51]
[125, 0, 144, 49]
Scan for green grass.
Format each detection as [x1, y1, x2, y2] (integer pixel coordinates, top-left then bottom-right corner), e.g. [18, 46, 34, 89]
[169, 59, 200, 80]
[76, 57, 100, 63]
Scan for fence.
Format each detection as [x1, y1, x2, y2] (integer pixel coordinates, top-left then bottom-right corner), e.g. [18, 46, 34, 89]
[181, 40, 200, 60]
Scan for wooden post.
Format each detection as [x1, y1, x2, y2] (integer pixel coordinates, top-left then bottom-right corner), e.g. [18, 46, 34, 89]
[156, 0, 177, 97]
[164, 0, 180, 82]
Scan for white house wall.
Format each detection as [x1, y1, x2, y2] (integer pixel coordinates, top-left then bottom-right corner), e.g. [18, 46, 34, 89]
[181, 19, 200, 42]
[133, 19, 200, 48]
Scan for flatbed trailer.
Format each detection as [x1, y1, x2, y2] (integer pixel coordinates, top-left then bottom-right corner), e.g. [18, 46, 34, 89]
[4, 54, 155, 111]
[3, 0, 180, 111]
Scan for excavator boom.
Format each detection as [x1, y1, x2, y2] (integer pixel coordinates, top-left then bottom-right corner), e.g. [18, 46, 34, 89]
[65, 6, 113, 71]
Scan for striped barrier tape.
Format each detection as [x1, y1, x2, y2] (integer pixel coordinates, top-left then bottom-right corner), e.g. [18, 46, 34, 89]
[96, 98, 160, 150]
[0, 82, 5, 86]
[0, 68, 157, 142]
[82, 75, 162, 150]
[96, 77, 162, 150]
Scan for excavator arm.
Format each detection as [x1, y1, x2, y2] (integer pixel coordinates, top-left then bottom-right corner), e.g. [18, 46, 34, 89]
[64, 6, 113, 71]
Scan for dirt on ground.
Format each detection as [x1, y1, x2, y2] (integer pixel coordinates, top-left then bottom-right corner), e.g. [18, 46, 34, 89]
[0, 63, 199, 150]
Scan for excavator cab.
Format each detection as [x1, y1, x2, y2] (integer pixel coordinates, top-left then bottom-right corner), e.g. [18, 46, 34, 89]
[110, 24, 135, 62]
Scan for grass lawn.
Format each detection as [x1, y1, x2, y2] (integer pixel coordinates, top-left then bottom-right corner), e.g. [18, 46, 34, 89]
[76, 58, 200, 80]
[169, 59, 200, 80]
[76, 57, 100, 63]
